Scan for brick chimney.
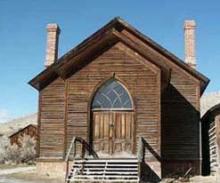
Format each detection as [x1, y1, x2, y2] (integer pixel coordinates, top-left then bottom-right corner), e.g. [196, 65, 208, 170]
[184, 20, 196, 69]
[45, 24, 60, 67]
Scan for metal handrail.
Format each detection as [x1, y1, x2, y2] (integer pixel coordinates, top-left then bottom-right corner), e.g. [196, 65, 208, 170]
[65, 136, 99, 182]
[65, 137, 76, 162]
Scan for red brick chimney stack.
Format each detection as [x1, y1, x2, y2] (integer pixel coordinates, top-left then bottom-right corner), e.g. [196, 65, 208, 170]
[45, 24, 60, 67]
[184, 20, 196, 69]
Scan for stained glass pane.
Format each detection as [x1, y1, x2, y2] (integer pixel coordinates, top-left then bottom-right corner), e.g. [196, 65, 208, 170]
[92, 79, 132, 109]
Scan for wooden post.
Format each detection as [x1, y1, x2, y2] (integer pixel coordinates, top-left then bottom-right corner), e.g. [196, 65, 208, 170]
[73, 141, 76, 159]
[65, 160, 69, 182]
[137, 137, 144, 162]
[137, 137, 144, 182]
[82, 142, 86, 159]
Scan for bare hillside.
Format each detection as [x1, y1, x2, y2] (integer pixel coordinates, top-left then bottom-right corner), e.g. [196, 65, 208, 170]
[201, 91, 220, 116]
[0, 113, 37, 136]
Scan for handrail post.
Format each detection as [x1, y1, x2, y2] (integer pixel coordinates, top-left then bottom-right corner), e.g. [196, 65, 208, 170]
[73, 140, 76, 159]
[65, 137, 76, 181]
[64, 136, 99, 182]
[137, 137, 144, 182]
[80, 142, 83, 159]
[82, 142, 86, 159]
[65, 160, 69, 182]
[137, 137, 144, 162]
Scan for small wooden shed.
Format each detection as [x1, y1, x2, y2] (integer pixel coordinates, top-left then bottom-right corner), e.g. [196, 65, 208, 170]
[9, 124, 38, 146]
[202, 103, 220, 175]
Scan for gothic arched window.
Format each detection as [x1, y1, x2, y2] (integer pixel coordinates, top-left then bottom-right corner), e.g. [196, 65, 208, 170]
[92, 79, 133, 110]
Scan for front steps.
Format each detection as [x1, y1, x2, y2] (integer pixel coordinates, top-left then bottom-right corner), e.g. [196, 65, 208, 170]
[66, 159, 139, 182]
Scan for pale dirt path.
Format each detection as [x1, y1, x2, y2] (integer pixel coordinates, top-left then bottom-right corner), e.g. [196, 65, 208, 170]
[0, 167, 63, 183]
[0, 176, 34, 183]
[0, 166, 216, 183]
[161, 175, 216, 183]
[0, 166, 35, 176]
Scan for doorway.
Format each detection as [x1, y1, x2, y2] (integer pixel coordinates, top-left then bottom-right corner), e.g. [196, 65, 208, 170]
[91, 79, 134, 157]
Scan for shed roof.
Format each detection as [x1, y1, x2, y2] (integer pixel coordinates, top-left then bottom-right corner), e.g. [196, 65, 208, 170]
[201, 103, 220, 122]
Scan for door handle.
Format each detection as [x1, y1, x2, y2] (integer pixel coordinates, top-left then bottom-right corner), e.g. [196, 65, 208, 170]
[109, 124, 114, 128]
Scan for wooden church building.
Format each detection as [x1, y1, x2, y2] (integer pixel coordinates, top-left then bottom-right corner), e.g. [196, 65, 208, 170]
[29, 18, 209, 182]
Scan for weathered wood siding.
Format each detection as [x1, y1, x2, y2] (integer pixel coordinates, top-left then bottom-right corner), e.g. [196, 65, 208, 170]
[202, 111, 220, 175]
[39, 78, 65, 158]
[161, 67, 200, 175]
[38, 37, 201, 176]
[209, 120, 217, 173]
[215, 114, 220, 174]
[66, 42, 161, 160]
[122, 29, 201, 173]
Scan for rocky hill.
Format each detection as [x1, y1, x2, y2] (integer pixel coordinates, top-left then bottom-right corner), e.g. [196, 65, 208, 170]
[0, 113, 37, 136]
[201, 91, 220, 116]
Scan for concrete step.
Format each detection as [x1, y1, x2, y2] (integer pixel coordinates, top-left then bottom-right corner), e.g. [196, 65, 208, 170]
[66, 158, 139, 183]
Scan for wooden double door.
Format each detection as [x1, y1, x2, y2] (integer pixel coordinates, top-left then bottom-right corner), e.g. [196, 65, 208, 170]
[92, 111, 134, 157]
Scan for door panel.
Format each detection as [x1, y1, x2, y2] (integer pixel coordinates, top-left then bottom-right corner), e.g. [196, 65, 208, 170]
[113, 112, 133, 154]
[93, 112, 112, 155]
[92, 111, 134, 157]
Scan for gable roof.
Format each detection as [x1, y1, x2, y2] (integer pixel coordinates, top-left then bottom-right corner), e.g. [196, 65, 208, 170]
[9, 124, 37, 138]
[29, 17, 209, 94]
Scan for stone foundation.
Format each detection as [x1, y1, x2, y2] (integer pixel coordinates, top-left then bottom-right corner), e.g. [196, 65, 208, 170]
[216, 167, 220, 182]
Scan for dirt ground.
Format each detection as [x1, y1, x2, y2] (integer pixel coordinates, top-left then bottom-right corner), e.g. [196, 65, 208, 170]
[161, 175, 216, 183]
[0, 164, 62, 183]
[0, 167, 217, 183]
[1, 171, 63, 183]
[0, 164, 32, 170]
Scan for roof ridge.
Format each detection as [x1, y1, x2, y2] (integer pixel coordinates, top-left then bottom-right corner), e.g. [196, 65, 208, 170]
[29, 17, 209, 93]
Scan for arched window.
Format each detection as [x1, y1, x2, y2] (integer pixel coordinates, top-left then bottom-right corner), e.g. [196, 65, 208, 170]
[92, 79, 133, 110]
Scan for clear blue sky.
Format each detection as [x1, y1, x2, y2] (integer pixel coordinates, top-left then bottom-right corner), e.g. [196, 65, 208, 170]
[0, 0, 220, 122]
